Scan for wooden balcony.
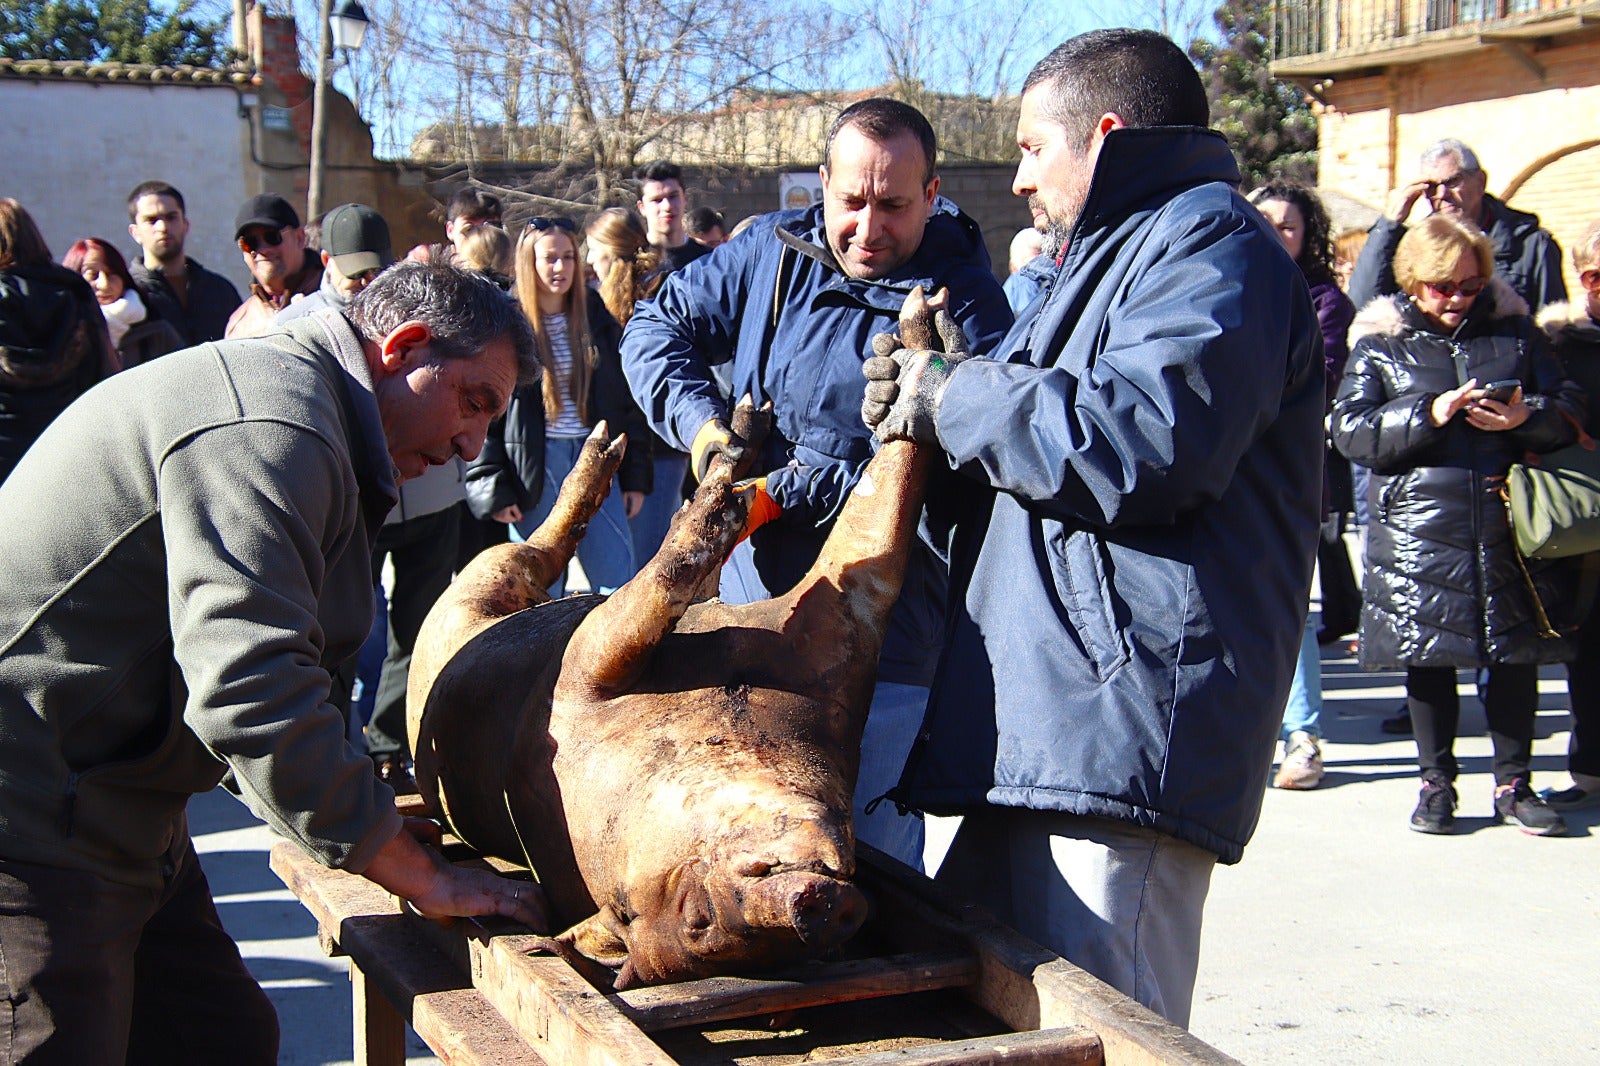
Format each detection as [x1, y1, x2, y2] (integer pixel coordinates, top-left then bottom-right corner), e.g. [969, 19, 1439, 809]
[1270, 0, 1600, 80]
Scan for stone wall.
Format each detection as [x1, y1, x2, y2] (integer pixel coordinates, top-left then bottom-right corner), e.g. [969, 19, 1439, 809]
[431, 161, 1036, 284]
[0, 75, 257, 291]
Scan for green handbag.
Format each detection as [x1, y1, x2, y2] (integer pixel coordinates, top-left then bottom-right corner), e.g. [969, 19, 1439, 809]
[1505, 433, 1600, 559]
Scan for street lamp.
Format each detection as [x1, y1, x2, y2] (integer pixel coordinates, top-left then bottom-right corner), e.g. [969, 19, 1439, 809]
[329, 0, 369, 52]
[307, 0, 370, 220]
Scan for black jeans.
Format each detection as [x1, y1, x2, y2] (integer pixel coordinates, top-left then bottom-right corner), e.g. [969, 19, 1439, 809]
[367, 505, 461, 761]
[1407, 664, 1537, 786]
[0, 840, 277, 1065]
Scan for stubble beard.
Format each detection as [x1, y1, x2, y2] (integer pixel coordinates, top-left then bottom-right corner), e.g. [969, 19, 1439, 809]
[1030, 193, 1083, 261]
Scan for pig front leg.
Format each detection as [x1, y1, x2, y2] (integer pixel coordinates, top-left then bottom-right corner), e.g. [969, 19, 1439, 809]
[556, 460, 753, 700]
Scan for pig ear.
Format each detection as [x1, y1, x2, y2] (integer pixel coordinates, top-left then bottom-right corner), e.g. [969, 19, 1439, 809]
[560, 906, 631, 968]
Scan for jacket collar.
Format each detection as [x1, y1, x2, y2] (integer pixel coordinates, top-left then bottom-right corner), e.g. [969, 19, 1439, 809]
[293, 310, 399, 517]
[776, 197, 989, 297]
[1537, 299, 1600, 346]
[1068, 126, 1240, 252]
[249, 260, 323, 311]
[1349, 276, 1529, 346]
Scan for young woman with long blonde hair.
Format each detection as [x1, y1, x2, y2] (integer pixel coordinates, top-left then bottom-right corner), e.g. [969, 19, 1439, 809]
[468, 216, 649, 594]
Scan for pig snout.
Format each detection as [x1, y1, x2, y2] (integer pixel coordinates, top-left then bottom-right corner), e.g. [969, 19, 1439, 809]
[741, 870, 868, 950]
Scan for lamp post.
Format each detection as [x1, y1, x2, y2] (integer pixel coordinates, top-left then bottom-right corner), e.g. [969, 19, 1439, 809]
[307, 0, 370, 221]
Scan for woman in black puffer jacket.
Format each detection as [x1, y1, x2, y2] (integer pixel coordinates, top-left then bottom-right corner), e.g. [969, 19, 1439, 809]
[1333, 213, 1582, 838]
[0, 199, 117, 485]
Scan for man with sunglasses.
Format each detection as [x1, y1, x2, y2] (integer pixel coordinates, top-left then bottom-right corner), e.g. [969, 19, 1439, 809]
[225, 193, 323, 339]
[1350, 138, 1567, 313]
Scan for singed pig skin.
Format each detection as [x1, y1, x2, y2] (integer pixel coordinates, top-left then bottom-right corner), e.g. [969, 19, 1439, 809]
[410, 293, 945, 989]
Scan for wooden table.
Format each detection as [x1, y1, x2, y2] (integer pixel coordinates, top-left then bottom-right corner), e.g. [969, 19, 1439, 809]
[270, 813, 1239, 1066]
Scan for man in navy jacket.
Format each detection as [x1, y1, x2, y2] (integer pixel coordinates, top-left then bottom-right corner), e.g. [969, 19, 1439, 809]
[622, 98, 1012, 869]
[862, 30, 1324, 1025]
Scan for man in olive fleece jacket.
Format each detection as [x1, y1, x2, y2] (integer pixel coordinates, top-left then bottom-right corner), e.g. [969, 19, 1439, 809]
[0, 259, 545, 1064]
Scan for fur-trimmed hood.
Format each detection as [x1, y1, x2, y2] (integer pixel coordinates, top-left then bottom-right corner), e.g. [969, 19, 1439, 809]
[1537, 299, 1600, 348]
[1348, 275, 1528, 350]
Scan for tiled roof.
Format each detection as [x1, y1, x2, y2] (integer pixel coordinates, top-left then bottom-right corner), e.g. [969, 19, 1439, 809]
[0, 58, 258, 86]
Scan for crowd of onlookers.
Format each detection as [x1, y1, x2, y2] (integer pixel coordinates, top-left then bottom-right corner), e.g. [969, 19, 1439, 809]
[2, 135, 1596, 841]
[1241, 139, 1600, 842]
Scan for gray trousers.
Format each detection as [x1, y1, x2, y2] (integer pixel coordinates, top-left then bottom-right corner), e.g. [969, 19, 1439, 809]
[934, 808, 1216, 1027]
[0, 838, 278, 1064]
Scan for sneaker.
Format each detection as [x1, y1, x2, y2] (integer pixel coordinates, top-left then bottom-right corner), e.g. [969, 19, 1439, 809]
[1273, 731, 1324, 790]
[1380, 702, 1413, 736]
[1493, 778, 1568, 836]
[1409, 773, 1457, 834]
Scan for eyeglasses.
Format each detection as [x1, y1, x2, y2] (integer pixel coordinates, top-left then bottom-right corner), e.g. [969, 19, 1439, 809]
[238, 228, 285, 254]
[1422, 277, 1487, 299]
[1426, 173, 1476, 197]
[526, 217, 577, 233]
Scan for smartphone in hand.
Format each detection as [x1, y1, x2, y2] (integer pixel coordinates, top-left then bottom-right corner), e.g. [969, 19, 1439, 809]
[1477, 379, 1521, 404]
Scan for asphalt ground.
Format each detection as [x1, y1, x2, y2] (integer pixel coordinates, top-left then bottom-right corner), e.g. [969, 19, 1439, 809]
[193, 618, 1599, 1065]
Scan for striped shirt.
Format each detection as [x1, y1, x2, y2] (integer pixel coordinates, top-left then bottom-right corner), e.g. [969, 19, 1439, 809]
[545, 313, 589, 437]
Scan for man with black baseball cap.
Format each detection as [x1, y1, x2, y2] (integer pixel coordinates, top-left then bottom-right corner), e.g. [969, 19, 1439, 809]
[226, 192, 321, 339]
[277, 203, 396, 324]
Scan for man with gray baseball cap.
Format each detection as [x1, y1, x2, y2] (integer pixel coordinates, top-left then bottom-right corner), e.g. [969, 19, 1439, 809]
[278, 203, 396, 324]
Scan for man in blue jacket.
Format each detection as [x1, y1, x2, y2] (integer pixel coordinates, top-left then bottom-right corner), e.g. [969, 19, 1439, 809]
[862, 29, 1325, 1025]
[622, 98, 1012, 870]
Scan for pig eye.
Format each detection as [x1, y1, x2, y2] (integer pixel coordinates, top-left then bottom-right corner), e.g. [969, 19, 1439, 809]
[737, 859, 772, 877]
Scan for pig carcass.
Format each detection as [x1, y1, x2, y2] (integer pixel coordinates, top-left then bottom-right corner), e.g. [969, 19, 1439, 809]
[407, 294, 945, 990]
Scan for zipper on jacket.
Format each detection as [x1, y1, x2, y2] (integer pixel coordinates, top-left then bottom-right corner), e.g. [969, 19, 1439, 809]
[61, 771, 79, 837]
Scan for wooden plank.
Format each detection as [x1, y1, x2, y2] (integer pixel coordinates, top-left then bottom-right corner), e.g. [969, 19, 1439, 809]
[353, 958, 407, 1066]
[270, 840, 395, 956]
[467, 930, 678, 1066]
[615, 949, 978, 1031]
[270, 842, 547, 1066]
[854, 846, 1241, 1066]
[801, 1025, 1102, 1066]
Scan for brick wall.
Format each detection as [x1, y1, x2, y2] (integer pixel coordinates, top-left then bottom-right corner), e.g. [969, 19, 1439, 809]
[1317, 30, 1600, 294]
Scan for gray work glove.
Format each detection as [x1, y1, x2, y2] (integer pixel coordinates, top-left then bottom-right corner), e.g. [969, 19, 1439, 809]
[861, 310, 970, 444]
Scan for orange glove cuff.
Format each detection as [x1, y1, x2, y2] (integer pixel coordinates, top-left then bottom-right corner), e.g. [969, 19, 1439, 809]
[728, 479, 781, 557]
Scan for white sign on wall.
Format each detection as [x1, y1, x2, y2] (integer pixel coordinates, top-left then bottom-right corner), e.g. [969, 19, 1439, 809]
[778, 172, 823, 211]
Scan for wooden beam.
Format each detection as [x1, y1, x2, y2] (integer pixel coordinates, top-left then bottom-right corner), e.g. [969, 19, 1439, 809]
[1485, 37, 1547, 80]
[614, 949, 979, 1031]
[468, 931, 679, 1066]
[352, 959, 407, 1066]
[270, 842, 551, 1066]
[800, 1025, 1103, 1065]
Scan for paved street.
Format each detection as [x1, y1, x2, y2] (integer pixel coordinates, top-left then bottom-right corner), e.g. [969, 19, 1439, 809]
[194, 622, 1599, 1065]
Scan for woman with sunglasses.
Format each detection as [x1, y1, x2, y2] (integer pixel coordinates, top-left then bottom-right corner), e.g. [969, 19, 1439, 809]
[1333, 213, 1583, 837]
[471, 217, 646, 595]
